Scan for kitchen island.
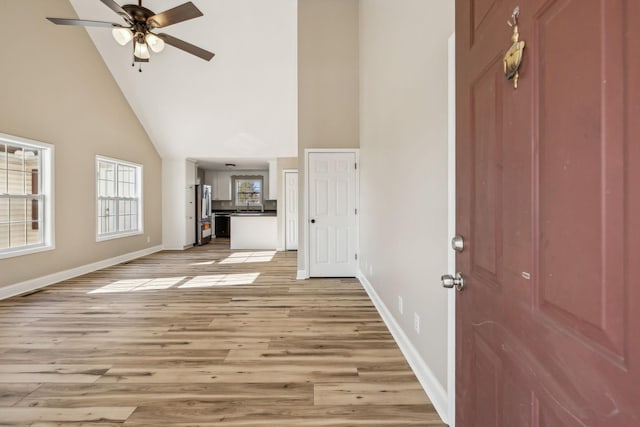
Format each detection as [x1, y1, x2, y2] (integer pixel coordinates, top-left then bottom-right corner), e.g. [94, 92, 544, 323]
[230, 212, 277, 250]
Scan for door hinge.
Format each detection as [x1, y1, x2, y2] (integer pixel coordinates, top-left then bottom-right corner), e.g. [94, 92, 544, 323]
[355, 163, 358, 170]
[355, 253, 358, 260]
[355, 208, 358, 215]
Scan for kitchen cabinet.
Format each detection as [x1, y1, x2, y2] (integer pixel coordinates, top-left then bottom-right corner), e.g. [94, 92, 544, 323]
[208, 171, 232, 201]
[217, 171, 232, 200]
[230, 215, 277, 249]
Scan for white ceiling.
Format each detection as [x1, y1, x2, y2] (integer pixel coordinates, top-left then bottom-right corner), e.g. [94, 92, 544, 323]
[68, 0, 298, 162]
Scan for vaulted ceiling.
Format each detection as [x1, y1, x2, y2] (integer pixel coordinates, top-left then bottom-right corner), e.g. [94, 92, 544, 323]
[67, 0, 298, 162]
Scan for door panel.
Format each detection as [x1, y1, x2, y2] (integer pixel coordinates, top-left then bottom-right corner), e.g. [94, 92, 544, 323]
[471, 57, 503, 284]
[473, 0, 499, 32]
[314, 227, 329, 263]
[534, 0, 626, 357]
[314, 178, 329, 216]
[285, 171, 298, 250]
[336, 227, 349, 263]
[473, 334, 502, 426]
[471, 0, 500, 47]
[308, 152, 357, 277]
[456, 0, 639, 425]
[502, 375, 534, 427]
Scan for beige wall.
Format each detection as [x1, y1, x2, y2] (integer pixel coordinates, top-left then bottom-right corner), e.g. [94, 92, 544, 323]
[0, 0, 162, 289]
[358, 0, 454, 393]
[297, 0, 360, 273]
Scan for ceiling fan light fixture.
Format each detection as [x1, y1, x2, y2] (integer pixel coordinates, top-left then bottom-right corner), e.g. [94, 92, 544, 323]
[47, 1, 215, 64]
[134, 41, 151, 59]
[145, 33, 165, 53]
[112, 27, 133, 46]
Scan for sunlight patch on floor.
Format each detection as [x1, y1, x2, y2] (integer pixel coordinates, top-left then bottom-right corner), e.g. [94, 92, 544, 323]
[179, 273, 260, 288]
[219, 251, 276, 264]
[190, 260, 216, 266]
[89, 277, 186, 294]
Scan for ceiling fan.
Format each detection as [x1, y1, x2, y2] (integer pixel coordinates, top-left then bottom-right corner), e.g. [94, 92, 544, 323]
[47, 0, 215, 67]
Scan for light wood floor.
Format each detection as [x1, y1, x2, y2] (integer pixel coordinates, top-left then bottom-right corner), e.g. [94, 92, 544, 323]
[0, 239, 446, 426]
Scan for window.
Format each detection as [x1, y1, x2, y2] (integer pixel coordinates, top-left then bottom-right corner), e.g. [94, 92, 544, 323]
[96, 156, 142, 240]
[0, 133, 54, 258]
[234, 176, 263, 208]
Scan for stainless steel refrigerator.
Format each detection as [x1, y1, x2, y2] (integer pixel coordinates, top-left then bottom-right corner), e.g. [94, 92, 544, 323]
[195, 184, 212, 245]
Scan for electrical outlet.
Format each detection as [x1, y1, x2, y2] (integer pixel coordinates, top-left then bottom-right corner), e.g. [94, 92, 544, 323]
[398, 296, 404, 314]
[147, 236, 151, 243]
[369, 265, 373, 276]
[414, 313, 420, 334]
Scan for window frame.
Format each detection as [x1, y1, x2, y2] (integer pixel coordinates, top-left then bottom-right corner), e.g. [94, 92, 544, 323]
[232, 175, 264, 208]
[0, 133, 55, 260]
[95, 155, 143, 242]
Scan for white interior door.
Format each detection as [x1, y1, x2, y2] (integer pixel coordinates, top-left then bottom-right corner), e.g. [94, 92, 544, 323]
[308, 151, 357, 277]
[284, 170, 298, 250]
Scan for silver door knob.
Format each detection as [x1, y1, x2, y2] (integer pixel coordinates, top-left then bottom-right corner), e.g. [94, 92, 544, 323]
[441, 272, 465, 292]
[451, 235, 464, 252]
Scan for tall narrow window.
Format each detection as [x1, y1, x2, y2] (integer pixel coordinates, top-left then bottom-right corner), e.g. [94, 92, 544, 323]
[0, 133, 54, 258]
[96, 156, 143, 240]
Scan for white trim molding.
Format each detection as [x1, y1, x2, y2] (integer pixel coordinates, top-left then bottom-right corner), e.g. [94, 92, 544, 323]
[296, 270, 307, 280]
[0, 245, 163, 301]
[446, 31, 457, 427]
[95, 155, 144, 242]
[0, 133, 55, 260]
[357, 270, 449, 425]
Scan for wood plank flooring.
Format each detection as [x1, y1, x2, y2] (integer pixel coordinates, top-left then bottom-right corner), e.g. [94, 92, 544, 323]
[0, 239, 446, 426]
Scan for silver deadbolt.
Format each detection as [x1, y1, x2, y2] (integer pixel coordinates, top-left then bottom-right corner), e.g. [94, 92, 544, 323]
[441, 272, 465, 292]
[451, 235, 465, 252]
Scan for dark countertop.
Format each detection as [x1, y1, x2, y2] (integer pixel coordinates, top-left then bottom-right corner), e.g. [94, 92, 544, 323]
[213, 210, 277, 217]
[230, 212, 277, 217]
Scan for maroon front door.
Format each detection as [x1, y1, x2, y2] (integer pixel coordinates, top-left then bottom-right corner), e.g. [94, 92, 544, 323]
[455, 0, 639, 425]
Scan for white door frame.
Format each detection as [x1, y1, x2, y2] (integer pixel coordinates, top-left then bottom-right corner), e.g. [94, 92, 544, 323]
[446, 32, 456, 426]
[303, 148, 360, 279]
[282, 168, 298, 251]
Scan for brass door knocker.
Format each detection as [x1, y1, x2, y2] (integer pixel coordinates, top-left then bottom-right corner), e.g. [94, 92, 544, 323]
[504, 7, 525, 89]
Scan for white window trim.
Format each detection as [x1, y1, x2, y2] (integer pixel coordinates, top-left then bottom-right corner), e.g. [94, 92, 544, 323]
[232, 175, 264, 208]
[0, 133, 55, 260]
[95, 155, 144, 242]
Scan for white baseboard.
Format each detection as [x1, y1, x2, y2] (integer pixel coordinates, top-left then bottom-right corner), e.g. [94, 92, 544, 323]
[357, 270, 449, 425]
[296, 270, 307, 280]
[0, 245, 163, 301]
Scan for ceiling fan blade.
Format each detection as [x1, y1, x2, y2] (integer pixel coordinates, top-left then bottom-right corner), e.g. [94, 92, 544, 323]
[157, 33, 214, 61]
[46, 17, 126, 28]
[147, 2, 203, 28]
[99, 0, 133, 24]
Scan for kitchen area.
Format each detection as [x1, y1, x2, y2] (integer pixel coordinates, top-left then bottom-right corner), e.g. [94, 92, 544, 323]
[186, 159, 295, 251]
